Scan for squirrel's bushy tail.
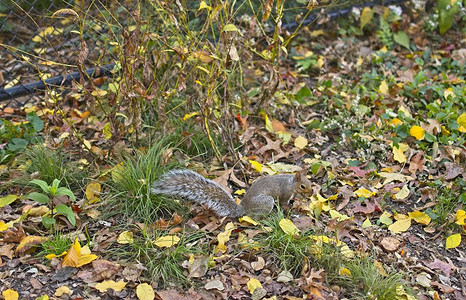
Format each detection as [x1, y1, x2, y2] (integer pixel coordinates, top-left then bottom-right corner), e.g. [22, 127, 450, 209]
[151, 169, 244, 217]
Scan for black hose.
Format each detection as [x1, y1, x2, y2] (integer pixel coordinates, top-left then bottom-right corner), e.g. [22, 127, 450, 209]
[0, 63, 115, 102]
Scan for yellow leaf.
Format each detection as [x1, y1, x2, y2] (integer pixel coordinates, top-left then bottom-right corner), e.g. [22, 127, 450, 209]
[45, 251, 66, 260]
[234, 189, 246, 195]
[392, 145, 407, 163]
[354, 187, 376, 198]
[378, 80, 389, 95]
[2, 289, 19, 300]
[294, 136, 308, 150]
[91, 90, 107, 97]
[264, 114, 274, 133]
[457, 113, 466, 133]
[394, 185, 410, 200]
[85, 182, 101, 203]
[62, 238, 80, 267]
[102, 123, 112, 140]
[388, 218, 411, 233]
[0, 221, 8, 231]
[183, 112, 199, 120]
[339, 267, 351, 276]
[409, 125, 425, 140]
[360, 7, 374, 29]
[54, 286, 70, 297]
[445, 233, 461, 249]
[198, 0, 211, 10]
[0, 194, 18, 208]
[77, 254, 98, 267]
[95, 280, 127, 292]
[390, 118, 403, 126]
[239, 216, 259, 225]
[117, 231, 134, 244]
[279, 218, 300, 235]
[153, 235, 180, 248]
[35, 295, 49, 300]
[215, 222, 235, 253]
[16, 236, 49, 254]
[362, 218, 373, 228]
[136, 283, 155, 300]
[379, 211, 393, 225]
[378, 172, 413, 185]
[408, 211, 431, 225]
[443, 87, 455, 99]
[455, 210, 466, 225]
[329, 210, 350, 221]
[247, 278, 262, 294]
[223, 24, 238, 32]
[249, 160, 263, 173]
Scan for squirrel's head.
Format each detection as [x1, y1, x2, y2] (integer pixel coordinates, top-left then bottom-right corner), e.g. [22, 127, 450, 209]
[294, 169, 313, 195]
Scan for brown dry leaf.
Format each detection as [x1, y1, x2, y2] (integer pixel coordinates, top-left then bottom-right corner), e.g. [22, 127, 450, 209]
[0, 243, 15, 259]
[380, 237, 401, 252]
[92, 259, 120, 280]
[409, 151, 427, 174]
[185, 255, 209, 278]
[251, 256, 265, 271]
[156, 289, 200, 300]
[256, 136, 283, 156]
[352, 199, 377, 214]
[421, 119, 441, 135]
[443, 162, 464, 180]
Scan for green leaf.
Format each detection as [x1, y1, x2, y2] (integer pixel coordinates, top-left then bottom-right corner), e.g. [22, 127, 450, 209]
[51, 179, 61, 194]
[55, 187, 76, 201]
[7, 138, 28, 151]
[55, 204, 76, 226]
[223, 24, 238, 32]
[27, 192, 51, 204]
[27, 113, 44, 132]
[30, 179, 51, 193]
[42, 216, 56, 229]
[0, 195, 18, 208]
[393, 31, 410, 50]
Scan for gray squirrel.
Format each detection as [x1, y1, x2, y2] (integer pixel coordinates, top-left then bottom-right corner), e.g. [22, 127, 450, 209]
[151, 169, 313, 217]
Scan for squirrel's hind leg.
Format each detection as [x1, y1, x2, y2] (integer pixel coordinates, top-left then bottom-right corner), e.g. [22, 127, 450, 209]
[244, 195, 274, 216]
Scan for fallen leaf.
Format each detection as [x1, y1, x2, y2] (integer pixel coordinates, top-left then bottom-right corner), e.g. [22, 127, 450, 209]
[354, 187, 376, 198]
[394, 185, 410, 201]
[136, 283, 155, 300]
[16, 236, 49, 254]
[388, 218, 411, 233]
[204, 280, 225, 291]
[279, 218, 300, 235]
[380, 236, 401, 252]
[247, 277, 262, 294]
[445, 233, 461, 249]
[153, 235, 180, 248]
[215, 222, 235, 253]
[95, 280, 126, 292]
[455, 209, 465, 225]
[117, 231, 134, 244]
[408, 211, 431, 225]
[251, 256, 265, 271]
[294, 136, 308, 149]
[409, 125, 425, 140]
[2, 289, 19, 300]
[54, 286, 70, 297]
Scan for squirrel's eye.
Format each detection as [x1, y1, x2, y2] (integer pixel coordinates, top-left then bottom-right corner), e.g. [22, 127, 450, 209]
[300, 184, 306, 190]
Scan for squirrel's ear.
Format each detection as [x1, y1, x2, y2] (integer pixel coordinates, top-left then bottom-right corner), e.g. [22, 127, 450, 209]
[294, 168, 306, 182]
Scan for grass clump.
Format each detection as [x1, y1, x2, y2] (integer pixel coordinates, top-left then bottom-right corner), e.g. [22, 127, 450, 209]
[107, 138, 184, 223]
[38, 232, 74, 258]
[115, 228, 207, 288]
[19, 145, 87, 190]
[256, 209, 315, 276]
